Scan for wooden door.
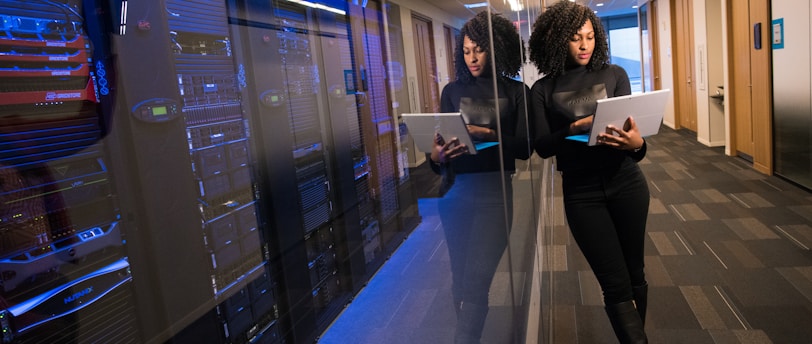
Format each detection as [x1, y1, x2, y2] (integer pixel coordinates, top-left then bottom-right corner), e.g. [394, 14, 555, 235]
[728, 0, 755, 159]
[748, 0, 772, 172]
[411, 14, 439, 113]
[673, 0, 697, 131]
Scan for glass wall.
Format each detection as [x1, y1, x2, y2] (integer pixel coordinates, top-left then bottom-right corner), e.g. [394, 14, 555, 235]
[319, 2, 546, 342]
[603, 14, 643, 93]
[0, 0, 653, 342]
[0, 0, 547, 343]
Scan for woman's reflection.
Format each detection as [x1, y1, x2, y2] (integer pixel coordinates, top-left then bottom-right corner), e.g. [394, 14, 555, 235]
[426, 11, 531, 343]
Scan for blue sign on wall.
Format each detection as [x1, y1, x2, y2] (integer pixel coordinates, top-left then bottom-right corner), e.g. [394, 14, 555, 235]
[772, 18, 784, 49]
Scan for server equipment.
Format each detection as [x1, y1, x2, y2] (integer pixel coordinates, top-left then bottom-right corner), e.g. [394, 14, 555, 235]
[110, 0, 281, 342]
[0, 1, 137, 343]
[228, 0, 419, 341]
[0, 0, 420, 342]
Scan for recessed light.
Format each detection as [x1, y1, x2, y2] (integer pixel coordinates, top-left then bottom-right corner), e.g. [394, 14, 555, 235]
[464, 1, 488, 8]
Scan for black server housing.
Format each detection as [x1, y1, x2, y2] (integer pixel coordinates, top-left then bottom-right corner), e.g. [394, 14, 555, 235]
[109, 0, 280, 342]
[0, 0, 421, 342]
[226, 0, 423, 342]
[0, 0, 137, 343]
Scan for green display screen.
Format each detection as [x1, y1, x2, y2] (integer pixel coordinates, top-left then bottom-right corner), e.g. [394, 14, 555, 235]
[152, 106, 168, 116]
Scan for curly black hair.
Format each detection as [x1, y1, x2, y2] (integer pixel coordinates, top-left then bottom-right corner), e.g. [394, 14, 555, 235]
[454, 11, 524, 83]
[528, 1, 609, 77]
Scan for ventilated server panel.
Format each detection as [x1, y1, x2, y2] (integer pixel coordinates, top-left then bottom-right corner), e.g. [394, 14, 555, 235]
[163, 0, 280, 342]
[0, 1, 135, 343]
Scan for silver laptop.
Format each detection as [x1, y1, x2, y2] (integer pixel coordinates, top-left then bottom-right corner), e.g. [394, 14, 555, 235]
[402, 112, 499, 154]
[566, 89, 671, 146]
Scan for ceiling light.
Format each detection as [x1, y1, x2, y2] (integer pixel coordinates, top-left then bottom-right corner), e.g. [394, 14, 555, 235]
[505, 0, 523, 11]
[464, 2, 488, 9]
[287, 0, 345, 15]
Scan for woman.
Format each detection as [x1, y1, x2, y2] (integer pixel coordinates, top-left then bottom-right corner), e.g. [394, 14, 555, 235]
[528, 2, 650, 343]
[429, 10, 531, 343]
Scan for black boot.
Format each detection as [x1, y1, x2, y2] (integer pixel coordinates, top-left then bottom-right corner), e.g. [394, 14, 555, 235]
[605, 301, 648, 344]
[633, 283, 648, 326]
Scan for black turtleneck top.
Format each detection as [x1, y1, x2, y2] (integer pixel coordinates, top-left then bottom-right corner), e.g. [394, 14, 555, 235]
[433, 75, 531, 174]
[530, 64, 646, 173]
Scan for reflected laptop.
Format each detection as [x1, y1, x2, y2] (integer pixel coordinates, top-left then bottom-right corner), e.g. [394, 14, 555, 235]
[566, 89, 671, 146]
[402, 112, 499, 155]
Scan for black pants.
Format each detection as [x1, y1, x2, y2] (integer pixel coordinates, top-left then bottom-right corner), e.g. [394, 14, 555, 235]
[439, 171, 512, 342]
[562, 159, 649, 305]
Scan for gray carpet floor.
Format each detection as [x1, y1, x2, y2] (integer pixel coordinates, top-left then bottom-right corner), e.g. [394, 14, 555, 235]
[545, 128, 812, 343]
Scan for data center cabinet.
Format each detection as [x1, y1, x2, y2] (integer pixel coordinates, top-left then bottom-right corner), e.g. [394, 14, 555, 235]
[0, 0, 138, 343]
[226, 0, 419, 341]
[0, 0, 418, 343]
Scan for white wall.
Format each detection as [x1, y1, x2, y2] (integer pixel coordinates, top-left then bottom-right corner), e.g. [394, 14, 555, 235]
[653, 0, 676, 129]
[692, 0, 725, 147]
[691, 0, 711, 143]
[657, 0, 727, 147]
[720, 0, 731, 153]
[704, 0, 726, 146]
[771, 0, 812, 117]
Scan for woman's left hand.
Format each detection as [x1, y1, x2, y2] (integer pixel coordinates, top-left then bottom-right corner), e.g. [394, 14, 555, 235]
[596, 116, 644, 151]
[466, 124, 497, 141]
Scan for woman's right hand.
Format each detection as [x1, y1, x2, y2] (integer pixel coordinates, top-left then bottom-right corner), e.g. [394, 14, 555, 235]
[569, 115, 594, 135]
[430, 132, 469, 164]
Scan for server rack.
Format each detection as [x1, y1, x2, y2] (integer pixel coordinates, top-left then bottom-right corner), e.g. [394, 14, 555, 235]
[0, 1, 137, 343]
[109, 0, 280, 342]
[0, 0, 420, 342]
[226, 2, 355, 341]
[347, 0, 412, 258]
[228, 0, 420, 341]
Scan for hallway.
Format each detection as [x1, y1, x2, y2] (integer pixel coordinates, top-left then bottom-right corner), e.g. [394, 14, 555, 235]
[545, 127, 812, 343]
[321, 126, 812, 343]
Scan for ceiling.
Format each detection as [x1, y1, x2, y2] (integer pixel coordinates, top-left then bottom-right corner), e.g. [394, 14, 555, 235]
[430, 0, 641, 23]
[583, 0, 641, 17]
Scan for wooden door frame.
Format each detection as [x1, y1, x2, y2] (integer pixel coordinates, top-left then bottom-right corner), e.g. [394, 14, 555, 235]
[725, 0, 772, 173]
[640, 0, 662, 91]
[443, 25, 459, 84]
[411, 12, 439, 113]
